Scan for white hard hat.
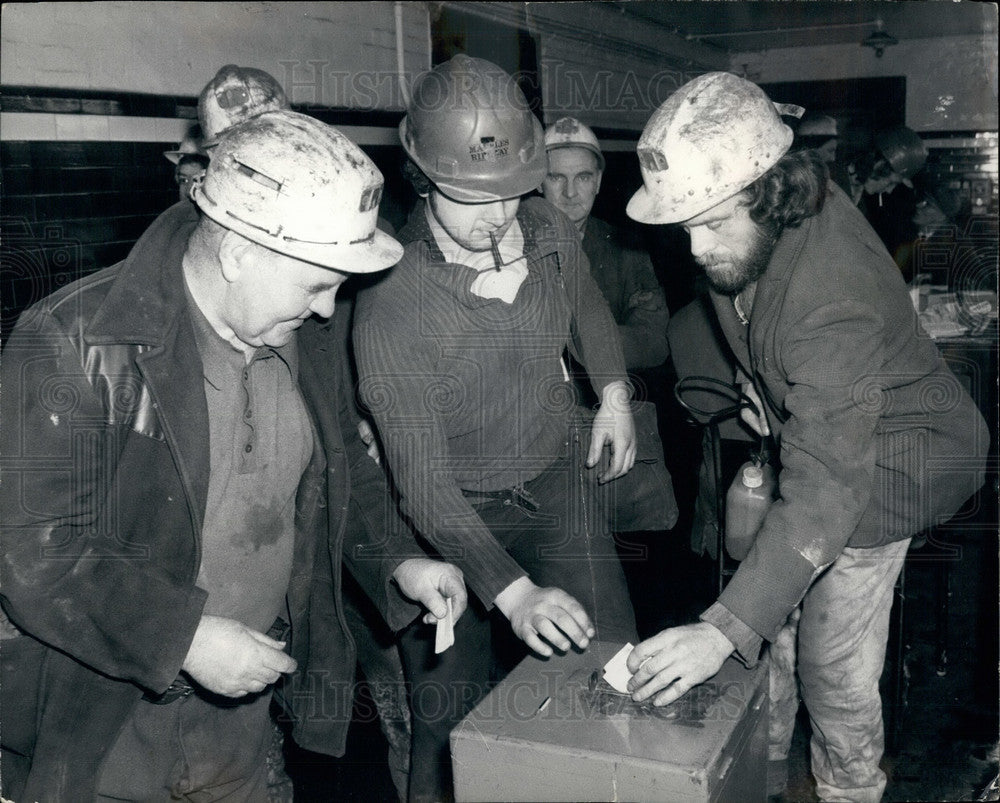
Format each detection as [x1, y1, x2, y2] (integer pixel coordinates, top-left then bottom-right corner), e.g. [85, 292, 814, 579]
[191, 110, 402, 273]
[198, 65, 290, 148]
[544, 117, 605, 170]
[797, 114, 838, 139]
[164, 130, 206, 165]
[627, 72, 802, 224]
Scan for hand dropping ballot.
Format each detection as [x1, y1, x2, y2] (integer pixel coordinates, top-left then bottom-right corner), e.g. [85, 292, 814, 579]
[434, 596, 455, 654]
[602, 642, 637, 693]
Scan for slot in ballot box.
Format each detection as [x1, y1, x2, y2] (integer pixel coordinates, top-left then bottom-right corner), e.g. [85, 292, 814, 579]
[451, 641, 768, 802]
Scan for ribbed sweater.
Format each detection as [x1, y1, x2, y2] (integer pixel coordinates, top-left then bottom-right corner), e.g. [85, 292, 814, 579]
[354, 197, 627, 607]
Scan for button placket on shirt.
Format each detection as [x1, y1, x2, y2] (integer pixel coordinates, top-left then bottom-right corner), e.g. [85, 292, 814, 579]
[239, 360, 259, 470]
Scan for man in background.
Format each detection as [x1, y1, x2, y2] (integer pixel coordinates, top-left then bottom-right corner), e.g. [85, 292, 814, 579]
[541, 116, 669, 372]
[163, 125, 208, 203]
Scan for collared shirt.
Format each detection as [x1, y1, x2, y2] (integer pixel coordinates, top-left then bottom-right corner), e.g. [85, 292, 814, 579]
[734, 281, 757, 326]
[355, 197, 628, 607]
[425, 202, 529, 304]
[185, 278, 313, 633]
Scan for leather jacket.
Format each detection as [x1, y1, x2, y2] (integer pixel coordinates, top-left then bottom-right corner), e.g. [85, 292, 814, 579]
[0, 202, 421, 800]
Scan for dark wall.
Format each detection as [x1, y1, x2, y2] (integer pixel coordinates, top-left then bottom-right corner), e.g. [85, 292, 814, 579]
[0, 139, 418, 341]
[590, 150, 701, 314]
[1, 122, 705, 340]
[2, 140, 177, 339]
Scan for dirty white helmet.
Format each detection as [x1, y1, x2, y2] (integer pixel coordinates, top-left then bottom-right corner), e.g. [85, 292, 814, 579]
[544, 117, 605, 170]
[627, 72, 802, 224]
[797, 113, 838, 139]
[198, 64, 290, 148]
[164, 128, 206, 165]
[191, 110, 402, 272]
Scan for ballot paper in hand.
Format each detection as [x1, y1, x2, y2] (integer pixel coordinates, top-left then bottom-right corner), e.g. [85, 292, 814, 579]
[434, 597, 455, 654]
[602, 642, 635, 693]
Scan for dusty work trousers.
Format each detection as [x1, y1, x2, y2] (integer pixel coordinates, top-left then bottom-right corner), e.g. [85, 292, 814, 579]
[399, 439, 639, 803]
[768, 538, 911, 803]
[344, 571, 412, 802]
[96, 689, 273, 802]
[263, 583, 411, 803]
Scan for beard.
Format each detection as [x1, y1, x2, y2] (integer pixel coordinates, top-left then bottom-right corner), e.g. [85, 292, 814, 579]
[699, 222, 779, 295]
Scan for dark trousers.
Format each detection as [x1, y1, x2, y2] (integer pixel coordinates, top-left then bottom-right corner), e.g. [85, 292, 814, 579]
[400, 438, 638, 802]
[96, 689, 273, 801]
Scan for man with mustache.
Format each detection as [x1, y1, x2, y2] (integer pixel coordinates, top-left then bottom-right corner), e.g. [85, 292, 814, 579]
[624, 72, 987, 802]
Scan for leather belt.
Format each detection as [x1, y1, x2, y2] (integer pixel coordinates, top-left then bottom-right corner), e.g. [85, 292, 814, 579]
[461, 485, 540, 513]
[144, 676, 196, 705]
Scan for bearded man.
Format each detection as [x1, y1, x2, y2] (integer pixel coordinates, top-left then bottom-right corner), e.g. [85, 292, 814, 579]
[623, 73, 987, 803]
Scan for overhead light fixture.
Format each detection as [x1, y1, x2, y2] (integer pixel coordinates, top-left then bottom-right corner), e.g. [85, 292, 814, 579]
[862, 17, 898, 58]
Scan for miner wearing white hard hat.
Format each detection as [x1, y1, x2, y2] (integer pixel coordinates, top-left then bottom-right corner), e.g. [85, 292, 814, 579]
[794, 112, 840, 165]
[354, 55, 642, 802]
[198, 64, 290, 148]
[196, 64, 411, 801]
[163, 125, 209, 203]
[541, 117, 670, 370]
[0, 109, 468, 801]
[623, 72, 986, 802]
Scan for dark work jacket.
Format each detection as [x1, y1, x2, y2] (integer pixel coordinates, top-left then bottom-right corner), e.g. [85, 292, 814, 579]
[710, 183, 989, 643]
[0, 203, 421, 801]
[581, 216, 670, 370]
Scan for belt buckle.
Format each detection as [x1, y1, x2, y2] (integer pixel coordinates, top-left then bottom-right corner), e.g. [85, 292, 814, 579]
[144, 676, 195, 705]
[509, 486, 539, 513]
[265, 616, 290, 642]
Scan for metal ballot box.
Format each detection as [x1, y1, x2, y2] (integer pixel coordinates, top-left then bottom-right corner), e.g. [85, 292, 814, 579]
[451, 641, 768, 802]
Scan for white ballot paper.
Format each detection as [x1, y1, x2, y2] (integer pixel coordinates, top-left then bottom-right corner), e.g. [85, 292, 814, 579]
[602, 642, 635, 693]
[434, 596, 455, 654]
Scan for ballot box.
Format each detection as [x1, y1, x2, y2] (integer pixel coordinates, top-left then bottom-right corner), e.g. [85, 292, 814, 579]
[450, 641, 768, 803]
